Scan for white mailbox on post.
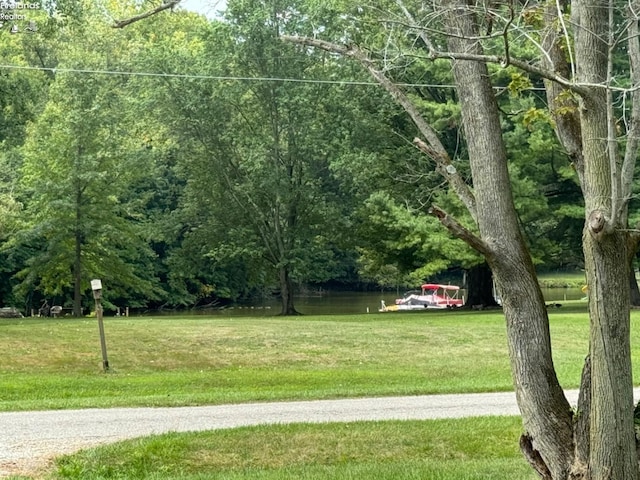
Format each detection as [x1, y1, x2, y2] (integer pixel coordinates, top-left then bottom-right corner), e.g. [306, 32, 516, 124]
[91, 279, 103, 299]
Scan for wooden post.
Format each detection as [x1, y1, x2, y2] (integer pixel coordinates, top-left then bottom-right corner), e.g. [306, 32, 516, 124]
[91, 279, 110, 372]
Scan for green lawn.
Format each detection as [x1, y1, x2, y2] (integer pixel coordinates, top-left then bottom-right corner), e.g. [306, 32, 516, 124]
[49, 417, 536, 480]
[0, 307, 601, 411]
[1, 306, 619, 479]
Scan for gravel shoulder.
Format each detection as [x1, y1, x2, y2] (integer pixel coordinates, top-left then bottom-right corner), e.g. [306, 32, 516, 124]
[0, 388, 614, 478]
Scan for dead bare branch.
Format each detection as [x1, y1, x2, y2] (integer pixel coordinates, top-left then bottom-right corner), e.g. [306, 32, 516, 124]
[500, 0, 516, 67]
[429, 205, 491, 256]
[608, 2, 621, 226]
[112, 0, 181, 29]
[616, 0, 640, 222]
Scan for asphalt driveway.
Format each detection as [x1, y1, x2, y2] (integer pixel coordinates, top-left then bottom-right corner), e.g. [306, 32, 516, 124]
[0, 389, 600, 477]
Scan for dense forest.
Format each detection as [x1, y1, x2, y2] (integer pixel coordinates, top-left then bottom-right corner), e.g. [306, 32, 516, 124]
[0, 0, 596, 315]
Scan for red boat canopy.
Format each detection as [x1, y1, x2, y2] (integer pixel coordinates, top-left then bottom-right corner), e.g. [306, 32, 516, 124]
[421, 284, 460, 291]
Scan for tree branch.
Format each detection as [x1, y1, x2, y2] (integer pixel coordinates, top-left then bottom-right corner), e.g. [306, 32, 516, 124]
[282, 34, 478, 221]
[617, 1, 640, 223]
[413, 138, 476, 216]
[429, 205, 492, 257]
[112, 0, 181, 29]
[428, 49, 590, 96]
[540, 0, 585, 184]
[394, 0, 437, 55]
[499, 0, 515, 67]
[388, 0, 584, 95]
[607, 2, 621, 228]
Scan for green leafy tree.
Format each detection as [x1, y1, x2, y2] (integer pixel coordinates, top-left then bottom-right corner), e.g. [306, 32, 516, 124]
[137, 1, 371, 314]
[14, 9, 162, 315]
[0, 26, 52, 307]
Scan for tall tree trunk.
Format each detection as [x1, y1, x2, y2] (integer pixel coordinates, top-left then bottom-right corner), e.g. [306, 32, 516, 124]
[465, 263, 498, 308]
[278, 266, 299, 316]
[73, 188, 83, 318]
[444, 2, 574, 477]
[574, 0, 638, 476]
[583, 229, 635, 479]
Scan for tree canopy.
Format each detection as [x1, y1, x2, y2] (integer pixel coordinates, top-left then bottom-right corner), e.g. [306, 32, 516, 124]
[0, 0, 599, 315]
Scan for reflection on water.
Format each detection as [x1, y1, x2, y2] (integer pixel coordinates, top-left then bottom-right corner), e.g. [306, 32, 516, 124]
[541, 287, 586, 302]
[198, 288, 586, 316]
[208, 291, 387, 316]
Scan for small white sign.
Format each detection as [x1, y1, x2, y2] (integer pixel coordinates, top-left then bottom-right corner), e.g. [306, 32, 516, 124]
[91, 279, 102, 291]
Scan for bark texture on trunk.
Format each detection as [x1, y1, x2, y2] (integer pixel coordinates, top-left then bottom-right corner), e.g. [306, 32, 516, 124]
[443, 2, 574, 477]
[573, 0, 638, 475]
[583, 230, 635, 480]
[278, 266, 299, 316]
[572, 355, 592, 477]
[540, 0, 585, 185]
[73, 187, 83, 318]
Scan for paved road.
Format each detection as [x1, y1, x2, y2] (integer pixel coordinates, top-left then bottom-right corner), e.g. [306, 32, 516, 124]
[0, 389, 620, 478]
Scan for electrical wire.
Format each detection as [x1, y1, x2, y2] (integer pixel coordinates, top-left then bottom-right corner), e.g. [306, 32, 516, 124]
[0, 63, 549, 91]
[0, 63, 459, 88]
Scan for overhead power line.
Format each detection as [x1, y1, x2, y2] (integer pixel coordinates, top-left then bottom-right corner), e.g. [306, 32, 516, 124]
[0, 63, 459, 88]
[0, 63, 548, 92]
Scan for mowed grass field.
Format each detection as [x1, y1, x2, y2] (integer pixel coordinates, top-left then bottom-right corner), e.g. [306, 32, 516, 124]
[0, 305, 602, 411]
[2, 304, 627, 480]
[50, 418, 536, 480]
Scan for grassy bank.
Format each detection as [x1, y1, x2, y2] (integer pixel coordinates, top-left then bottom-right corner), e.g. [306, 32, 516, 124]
[47, 417, 535, 480]
[0, 305, 617, 411]
[537, 271, 586, 288]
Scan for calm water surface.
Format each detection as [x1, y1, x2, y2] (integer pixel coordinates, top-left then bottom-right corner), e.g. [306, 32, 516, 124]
[199, 288, 585, 316]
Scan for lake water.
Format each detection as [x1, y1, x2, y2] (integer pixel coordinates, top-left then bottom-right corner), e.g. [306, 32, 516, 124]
[197, 287, 586, 316]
